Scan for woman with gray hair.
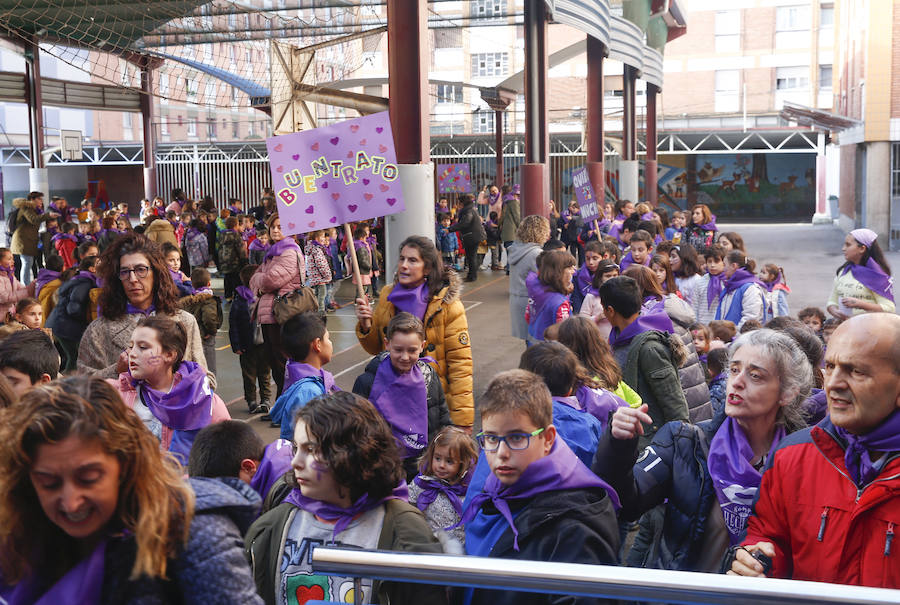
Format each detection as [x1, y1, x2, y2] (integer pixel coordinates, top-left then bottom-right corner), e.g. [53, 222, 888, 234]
[507, 215, 551, 344]
[593, 328, 812, 572]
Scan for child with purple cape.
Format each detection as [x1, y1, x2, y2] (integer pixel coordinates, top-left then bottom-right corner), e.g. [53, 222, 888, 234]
[827, 228, 895, 319]
[245, 391, 448, 605]
[457, 370, 619, 605]
[352, 312, 451, 481]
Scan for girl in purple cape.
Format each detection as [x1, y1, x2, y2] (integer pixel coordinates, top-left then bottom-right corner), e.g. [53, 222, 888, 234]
[827, 228, 895, 319]
[593, 329, 812, 572]
[245, 391, 448, 605]
[0, 376, 261, 605]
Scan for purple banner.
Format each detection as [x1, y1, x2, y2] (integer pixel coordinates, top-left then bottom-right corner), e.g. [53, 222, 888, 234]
[437, 163, 472, 194]
[265, 111, 405, 236]
[572, 166, 600, 222]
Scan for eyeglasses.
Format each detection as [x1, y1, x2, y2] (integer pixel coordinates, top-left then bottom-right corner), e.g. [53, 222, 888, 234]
[475, 428, 545, 452]
[118, 265, 151, 280]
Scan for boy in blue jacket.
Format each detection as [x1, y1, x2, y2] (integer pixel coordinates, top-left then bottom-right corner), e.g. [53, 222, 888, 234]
[229, 264, 272, 414]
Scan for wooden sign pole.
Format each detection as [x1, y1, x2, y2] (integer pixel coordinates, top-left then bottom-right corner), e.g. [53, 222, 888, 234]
[344, 223, 367, 301]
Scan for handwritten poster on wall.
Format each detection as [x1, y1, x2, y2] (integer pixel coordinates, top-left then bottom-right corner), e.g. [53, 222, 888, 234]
[436, 163, 472, 194]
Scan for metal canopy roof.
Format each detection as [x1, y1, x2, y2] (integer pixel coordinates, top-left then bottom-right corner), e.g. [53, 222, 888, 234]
[779, 101, 860, 132]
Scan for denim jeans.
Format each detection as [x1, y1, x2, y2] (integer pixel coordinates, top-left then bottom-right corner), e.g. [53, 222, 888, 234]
[19, 254, 34, 286]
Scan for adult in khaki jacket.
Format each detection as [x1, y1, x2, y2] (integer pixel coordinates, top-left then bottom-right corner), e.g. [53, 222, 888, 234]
[11, 194, 54, 285]
[355, 235, 474, 427]
[143, 217, 178, 247]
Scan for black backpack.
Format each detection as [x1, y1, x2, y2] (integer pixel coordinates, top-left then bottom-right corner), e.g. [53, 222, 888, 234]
[5, 207, 19, 237]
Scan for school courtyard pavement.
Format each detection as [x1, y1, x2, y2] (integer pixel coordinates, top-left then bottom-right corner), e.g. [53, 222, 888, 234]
[211, 221, 900, 441]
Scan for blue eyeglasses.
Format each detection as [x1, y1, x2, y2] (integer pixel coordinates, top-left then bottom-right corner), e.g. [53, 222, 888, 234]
[475, 428, 545, 452]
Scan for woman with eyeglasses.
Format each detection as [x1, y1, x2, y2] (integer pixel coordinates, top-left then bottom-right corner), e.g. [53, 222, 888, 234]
[76, 233, 214, 388]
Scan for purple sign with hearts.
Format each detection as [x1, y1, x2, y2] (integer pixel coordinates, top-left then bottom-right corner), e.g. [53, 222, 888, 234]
[265, 111, 405, 236]
[571, 166, 600, 222]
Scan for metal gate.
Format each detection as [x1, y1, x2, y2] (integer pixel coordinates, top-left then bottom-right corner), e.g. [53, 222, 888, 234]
[156, 144, 272, 207]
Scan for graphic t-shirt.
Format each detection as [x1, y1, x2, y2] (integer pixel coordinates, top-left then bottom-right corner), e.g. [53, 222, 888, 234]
[277, 505, 385, 605]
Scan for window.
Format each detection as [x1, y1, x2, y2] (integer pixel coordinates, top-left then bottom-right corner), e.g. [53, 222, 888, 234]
[229, 46, 237, 67]
[228, 13, 236, 29]
[436, 84, 463, 104]
[205, 81, 216, 105]
[160, 118, 169, 136]
[159, 73, 170, 104]
[206, 117, 217, 139]
[120, 63, 130, 87]
[776, 5, 810, 31]
[248, 120, 255, 137]
[231, 86, 238, 105]
[232, 119, 239, 138]
[434, 29, 462, 49]
[715, 11, 740, 52]
[122, 112, 133, 138]
[472, 52, 508, 78]
[204, 45, 213, 63]
[776, 66, 809, 90]
[473, 109, 496, 134]
[471, 0, 505, 18]
[187, 118, 197, 137]
[714, 70, 740, 112]
[185, 77, 198, 103]
[892, 143, 900, 197]
[819, 64, 832, 89]
[820, 3, 834, 28]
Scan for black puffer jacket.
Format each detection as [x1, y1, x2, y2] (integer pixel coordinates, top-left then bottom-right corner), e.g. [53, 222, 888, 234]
[449, 202, 486, 246]
[352, 352, 452, 479]
[46, 274, 95, 341]
[662, 294, 712, 422]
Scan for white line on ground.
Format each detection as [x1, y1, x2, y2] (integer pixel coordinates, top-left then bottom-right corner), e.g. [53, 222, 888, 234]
[332, 357, 372, 379]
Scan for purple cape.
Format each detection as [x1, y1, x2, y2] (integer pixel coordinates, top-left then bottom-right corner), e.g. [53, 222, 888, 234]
[574, 385, 628, 430]
[249, 439, 294, 500]
[609, 308, 674, 348]
[843, 258, 894, 302]
[386, 281, 430, 320]
[132, 361, 213, 431]
[2, 537, 106, 605]
[723, 268, 763, 295]
[248, 238, 270, 252]
[833, 410, 900, 486]
[235, 285, 255, 304]
[263, 236, 300, 262]
[707, 416, 786, 545]
[457, 438, 619, 551]
[619, 251, 650, 272]
[0, 265, 14, 284]
[706, 272, 726, 309]
[33, 268, 60, 297]
[125, 303, 156, 316]
[283, 361, 337, 393]
[413, 474, 468, 520]
[76, 271, 100, 288]
[369, 355, 429, 458]
[285, 481, 408, 542]
[574, 264, 594, 296]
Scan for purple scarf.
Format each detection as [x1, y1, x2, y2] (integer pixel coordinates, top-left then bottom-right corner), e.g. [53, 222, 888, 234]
[833, 410, 900, 487]
[386, 281, 430, 320]
[284, 361, 337, 393]
[706, 272, 726, 309]
[457, 439, 619, 551]
[125, 303, 155, 316]
[76, 271, 99, 288]
[696, 215, 718, 231]
[236, 285, 255, 304]
[723, 268, 763, 295]
[249, 438, 294, 501]
[843, 258, 894, 302]
[132, 361, 213, 431]
[369, 355, 429, 458]
[285, 482, 408, 542]
[2, 537, 107, 605]
[707, 417, 786, 545]
[413, 474, 467, 519]
[574, 264, 594, 296]
[0, 265, 14, 284]
[248, 238, 270, 252]
[263, 236, 300, 262]
[33, 268, 60, 297]
[52, 232, 78, 245]
[575, 385, 628, 429]
[619, 251, 650, 271]
[609, 309, 674, 348]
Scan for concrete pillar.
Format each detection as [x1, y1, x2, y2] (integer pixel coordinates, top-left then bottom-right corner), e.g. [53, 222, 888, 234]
[621, 65, 638, 203]
[645, 83, 659, 206]
[812, 131, 831, 224]
[385, 0, 434, 277]
[865, 141, 890, 242]
[140, 59, 158, 200]
[24, 36, 46, 196]
[523, 0, 549, 217]
[29, 168, 49, 197]
[585, 36, 605, 207]
[494, 109, 504, 187]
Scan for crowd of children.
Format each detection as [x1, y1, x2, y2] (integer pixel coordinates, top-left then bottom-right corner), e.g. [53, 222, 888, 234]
[1, 188, 898, 603]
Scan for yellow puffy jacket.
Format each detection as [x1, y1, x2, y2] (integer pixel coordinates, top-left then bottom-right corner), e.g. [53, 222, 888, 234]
[356, 271, 474, 426]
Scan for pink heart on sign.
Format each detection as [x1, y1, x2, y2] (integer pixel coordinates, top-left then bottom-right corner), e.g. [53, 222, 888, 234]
[348, 204, 358, 213]
[379, 184, 389, 192]
[329, 216, 337, 223]
[386, 197, 397, 206]
[288, 222, 296, 229]
[331, 193, 340, 201]
[276, 166, 284, 173]
[350, 124, 360, 132]
[364, 193, 373, 201]
[330, 137, 340, 145]
[311, 142, 319, 151]
[378, 144, 388, 152]
[376, 127, 384, 133]
[308, 221, 316, 228]
[305, 205, 314, 214]
[292, 154, 300, 161]
[321, 181, 328, 189]
[362, 178, 370, 185]
[359, 139, 366, 146]
[274, 143, 283, 152]
[347, 151, 353, 158]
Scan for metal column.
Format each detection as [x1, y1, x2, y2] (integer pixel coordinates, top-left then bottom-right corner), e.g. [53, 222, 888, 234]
[522, 0, 549, 217]
[620, 65, 639, 203]
[585, 36, 606, 205]
[645, 83, 659, 206]
[494, 109, 504, 187]
[140, 57, 158, 201]
[24, 36, 48, 195]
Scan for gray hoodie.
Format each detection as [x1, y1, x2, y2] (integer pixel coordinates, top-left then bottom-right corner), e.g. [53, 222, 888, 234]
[508, 241, 542, 340]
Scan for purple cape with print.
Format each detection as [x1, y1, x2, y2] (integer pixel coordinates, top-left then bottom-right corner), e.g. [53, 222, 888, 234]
[369, 355, 429, 458]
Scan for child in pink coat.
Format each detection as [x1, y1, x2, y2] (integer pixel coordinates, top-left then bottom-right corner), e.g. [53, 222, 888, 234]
[0, 247, 29, 320]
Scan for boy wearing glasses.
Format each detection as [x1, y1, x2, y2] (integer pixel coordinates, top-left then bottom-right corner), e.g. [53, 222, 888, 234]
[459, 369, 620, 605]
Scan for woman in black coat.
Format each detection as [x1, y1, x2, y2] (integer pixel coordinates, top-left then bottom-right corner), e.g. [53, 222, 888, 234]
[450, 194, 487, 282]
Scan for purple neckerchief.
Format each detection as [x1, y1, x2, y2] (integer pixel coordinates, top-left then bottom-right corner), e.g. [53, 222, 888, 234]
[832, 410, 900, 487]
[228, 205, 242, 215]
[457, 439, 619, 551]
[723, 268, 763, 295]
[2, 537, 107, 605]
[640, 212, 654, 221]
[76, 271, 99, 288]
[236, 285, 255, 304]
[353, 239, 370, 254]
[712, 371, 727, 383]
[263, 236, 300, 262]
[760, 273, 791, 293]
[0, 265, 14, 284]
[369, 355, 430, 458]
[125, 303, 155, 316]
[248, 238, 270, 252]
[696, 215, 717, 231]
[52, 232, 78, 244]
[132, 361, 213, 431]
[502, 193, 516, 203]
[241, 230, 253, 242]
[575, 385, 628, 428]
[413, 474, 468, 519]
[574, 264, 594, 296]
[706, 272, 726, 309]
[285, 482, 408, 542]
[619, 251, 650, 271]
[609, 309, 674, 348]
[249, 439, 294, 501]
[708, 416, 786, 545]
[553, 395, 583, 411]
[387, 281, 430, 320]
[33, 268, 60, 296]
[843, 258, 894, 302]
[284, 361, 337, 393]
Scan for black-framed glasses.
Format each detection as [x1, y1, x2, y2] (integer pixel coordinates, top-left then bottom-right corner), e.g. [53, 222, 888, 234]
[119, 265, 151, 280]
[475, 428, 545, 452]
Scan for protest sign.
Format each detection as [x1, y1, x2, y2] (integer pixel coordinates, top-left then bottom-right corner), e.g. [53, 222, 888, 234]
[436, 163, 472, 194]
[265, 111, 405, 236]
[571, 166, 600, 222]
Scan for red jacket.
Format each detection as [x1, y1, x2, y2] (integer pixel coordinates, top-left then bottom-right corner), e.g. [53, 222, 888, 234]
[744, 418, 900, 588]
[55, 237, 77, 270]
